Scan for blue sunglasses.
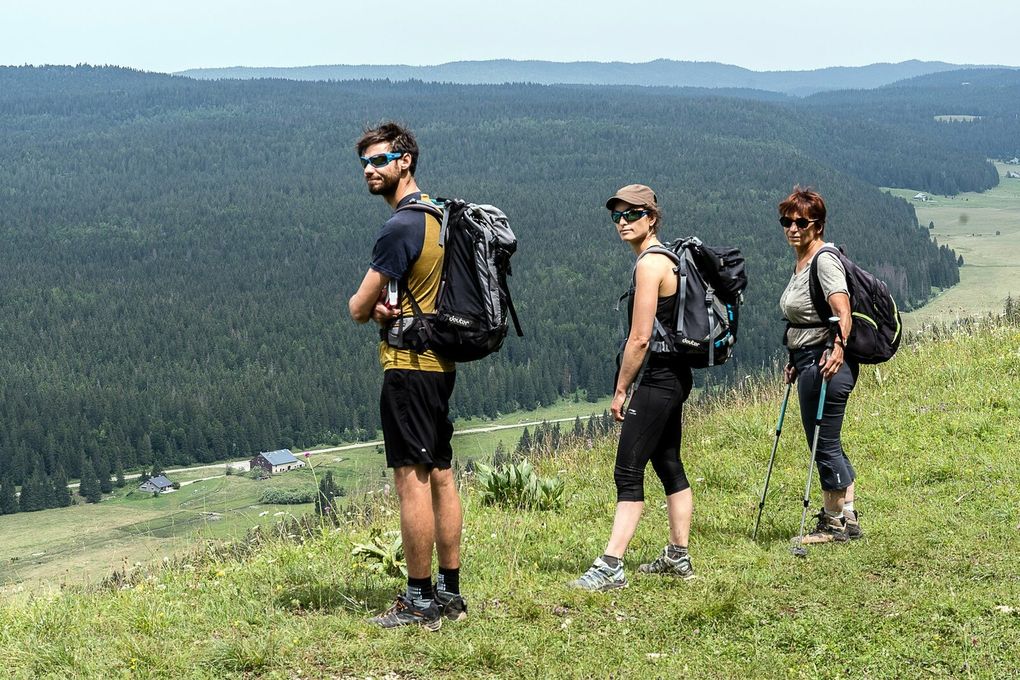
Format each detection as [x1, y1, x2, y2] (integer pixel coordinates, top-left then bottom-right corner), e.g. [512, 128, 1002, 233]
[359, 151, 406, 169]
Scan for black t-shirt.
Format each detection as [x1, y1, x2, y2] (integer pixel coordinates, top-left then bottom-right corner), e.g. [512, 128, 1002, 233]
[369, 192, 426, 281]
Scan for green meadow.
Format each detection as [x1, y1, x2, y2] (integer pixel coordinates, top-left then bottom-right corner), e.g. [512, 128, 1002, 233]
[888, 162, 1020, 330]
[0, 397, 610, 592]
[1, 319, 1017, 678]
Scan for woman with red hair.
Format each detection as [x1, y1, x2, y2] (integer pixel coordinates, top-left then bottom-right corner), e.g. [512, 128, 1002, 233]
[779, 187, 862, 544]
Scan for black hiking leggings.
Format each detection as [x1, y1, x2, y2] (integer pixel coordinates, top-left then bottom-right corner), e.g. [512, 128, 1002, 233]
[791, 346, 859, 492]
[614, 363, 693, 502]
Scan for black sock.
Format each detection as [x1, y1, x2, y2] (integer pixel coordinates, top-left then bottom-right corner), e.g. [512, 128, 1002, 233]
[601, 554, 622, 569]
[406, 576, 434, 608]
[437, 566, 460, 595]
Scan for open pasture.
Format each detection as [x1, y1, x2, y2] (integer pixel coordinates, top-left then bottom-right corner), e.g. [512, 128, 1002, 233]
[887, 162, 1020, 330]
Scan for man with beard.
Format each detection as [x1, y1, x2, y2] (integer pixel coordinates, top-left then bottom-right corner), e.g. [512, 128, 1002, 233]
[348, 122, 465, 630]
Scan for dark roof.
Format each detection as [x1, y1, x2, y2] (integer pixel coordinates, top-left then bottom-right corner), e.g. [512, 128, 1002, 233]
[259, 449, 299, 466]
[142, 475, 173, 489]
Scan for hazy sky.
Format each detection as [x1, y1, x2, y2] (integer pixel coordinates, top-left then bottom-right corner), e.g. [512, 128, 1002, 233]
[3, 0, 1019, 73]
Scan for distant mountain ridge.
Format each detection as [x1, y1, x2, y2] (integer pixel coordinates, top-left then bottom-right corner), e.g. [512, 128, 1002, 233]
[176, 59, 1015, 96]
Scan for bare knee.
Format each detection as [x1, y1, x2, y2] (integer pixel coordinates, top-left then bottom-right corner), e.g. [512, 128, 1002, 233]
[393, 465, 431, 500]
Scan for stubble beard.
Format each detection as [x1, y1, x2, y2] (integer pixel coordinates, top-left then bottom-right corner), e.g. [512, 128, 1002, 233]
[367, 172, 399, 198]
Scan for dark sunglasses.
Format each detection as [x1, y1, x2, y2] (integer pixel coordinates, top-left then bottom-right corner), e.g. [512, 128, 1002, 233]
[780, 216, 820, 230]
[611, 209, 650, 224]
[359, 151, 406, 169]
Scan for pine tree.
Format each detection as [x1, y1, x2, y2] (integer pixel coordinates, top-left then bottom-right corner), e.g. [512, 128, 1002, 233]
[52, 465, 73, 507]
[516, 427, 532, 455]
[115, 455, 125, 488]
[573, 416, 584, 438]
[315, 471, 341, 516]
[492, 440, 508, 467]
[19, 463, 46, 512]
[79, 459, 102, 504]
[0, 472, 18, 514]
[97, 453, 113, 494]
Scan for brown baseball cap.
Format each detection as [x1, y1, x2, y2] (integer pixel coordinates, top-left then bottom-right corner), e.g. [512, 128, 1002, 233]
[605, 184, 658, 210]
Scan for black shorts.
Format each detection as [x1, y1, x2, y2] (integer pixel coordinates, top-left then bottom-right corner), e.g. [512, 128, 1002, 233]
[380, 369, 456, 470]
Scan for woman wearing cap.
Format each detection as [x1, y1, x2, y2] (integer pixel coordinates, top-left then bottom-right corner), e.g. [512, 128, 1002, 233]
[569, 184, 696, 592]
[779, 186, 861, 544]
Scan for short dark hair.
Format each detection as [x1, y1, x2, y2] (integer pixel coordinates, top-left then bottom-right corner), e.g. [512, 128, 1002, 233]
[779, 186, 827, 237]
[355, 122, 419, 175]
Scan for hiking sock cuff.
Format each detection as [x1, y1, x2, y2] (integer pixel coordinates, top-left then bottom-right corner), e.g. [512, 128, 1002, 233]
[407, 576, 434, 607]
[600, 554, 622, 570]
[666, 544, 688, 559]
[437, 566, 460, 595]
[843, 500, 856, 513]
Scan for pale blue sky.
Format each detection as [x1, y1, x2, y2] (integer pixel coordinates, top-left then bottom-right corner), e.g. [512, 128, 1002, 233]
[3, 0, 1018, 73]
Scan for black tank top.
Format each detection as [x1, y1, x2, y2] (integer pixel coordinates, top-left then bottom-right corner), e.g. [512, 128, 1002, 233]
[624, 290, 692, 390]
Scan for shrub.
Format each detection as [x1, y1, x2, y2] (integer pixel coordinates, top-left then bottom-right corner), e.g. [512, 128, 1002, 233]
[259, 488, 316, 505]
[475, 459, 564, 511]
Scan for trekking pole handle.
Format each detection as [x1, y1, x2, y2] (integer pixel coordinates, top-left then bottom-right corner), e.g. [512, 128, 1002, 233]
[825, 315, 840, 350]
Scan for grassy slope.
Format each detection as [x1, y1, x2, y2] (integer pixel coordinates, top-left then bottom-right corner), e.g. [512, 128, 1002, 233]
[890, 162, 1020, 331]
[0, 397, 611, 591]
[1, 323, 1018, 678]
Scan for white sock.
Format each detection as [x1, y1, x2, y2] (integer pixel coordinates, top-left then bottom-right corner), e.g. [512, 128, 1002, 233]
[844, 500, 855, 514]
[824, 508, 844, 519]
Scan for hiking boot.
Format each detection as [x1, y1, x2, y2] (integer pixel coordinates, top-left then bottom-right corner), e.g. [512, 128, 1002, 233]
[638, 547, 696, 580]
[568, 557, 628, 592]
[435, 591, 468, 622]
[843, 509, 863, 540]
[800, 509, 850, 544]
[367, 594, 442, 631]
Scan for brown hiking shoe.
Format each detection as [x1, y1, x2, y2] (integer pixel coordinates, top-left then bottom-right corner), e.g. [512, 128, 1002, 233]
[843, 509, 863, 540]
[800, 509, 850, 544]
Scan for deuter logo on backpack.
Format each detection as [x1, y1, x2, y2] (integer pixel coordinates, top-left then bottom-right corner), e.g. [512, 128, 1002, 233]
[621, 237, 748, 369]
[385, 197, 523, 362]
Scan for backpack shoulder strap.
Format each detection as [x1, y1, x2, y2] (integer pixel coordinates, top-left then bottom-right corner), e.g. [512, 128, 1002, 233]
[395, 199, 445, 219]
[807, 244, 843, 321]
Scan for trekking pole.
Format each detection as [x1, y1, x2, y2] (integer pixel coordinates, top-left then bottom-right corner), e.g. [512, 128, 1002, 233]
[752, 381, 793, 541]
[791, 316, 840, 558]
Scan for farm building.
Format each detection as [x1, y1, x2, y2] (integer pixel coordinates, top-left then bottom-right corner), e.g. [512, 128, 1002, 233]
[249, 449, 305, 474]
[1006, 157, 1020, 165]
[1006, 171, 1020, 179]
[139, 475, 175, 494]
[913, 192, 930, 201]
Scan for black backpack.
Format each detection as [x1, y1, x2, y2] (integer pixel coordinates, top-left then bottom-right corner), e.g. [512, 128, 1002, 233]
[621, 237, 747, 369]
[797, 245, 902, 364]
[385, 197, 523, 362]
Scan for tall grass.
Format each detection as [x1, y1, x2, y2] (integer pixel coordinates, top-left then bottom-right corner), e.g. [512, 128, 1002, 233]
[1, 318, 1018, 678]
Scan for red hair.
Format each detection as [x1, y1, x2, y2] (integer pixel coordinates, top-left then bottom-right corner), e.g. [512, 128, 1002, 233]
[778, 186, 827, 236]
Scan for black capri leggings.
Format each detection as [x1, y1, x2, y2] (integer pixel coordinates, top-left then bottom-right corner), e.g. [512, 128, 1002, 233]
[614, 364, 693, 502]
[791, 346, 859, 492]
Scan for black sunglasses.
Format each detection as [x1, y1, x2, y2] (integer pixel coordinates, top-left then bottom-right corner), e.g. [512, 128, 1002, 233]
[611, 209, 650, 224]
[780, 216, 821, 230]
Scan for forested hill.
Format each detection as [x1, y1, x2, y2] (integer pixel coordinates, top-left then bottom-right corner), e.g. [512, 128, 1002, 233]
[0, 65, 969, 501]
[177, 59, 1006, 96]
[801, 68, 1020, 163]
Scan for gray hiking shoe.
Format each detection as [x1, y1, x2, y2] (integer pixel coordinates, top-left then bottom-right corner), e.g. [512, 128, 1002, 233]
[638, 547, 695, 580]
[435, 590, 468, 622]
[568, 557, 628, 592]
[367, 594, 442, 631]
[843, 509, 863, 540]
[800, 509, 850, 545]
